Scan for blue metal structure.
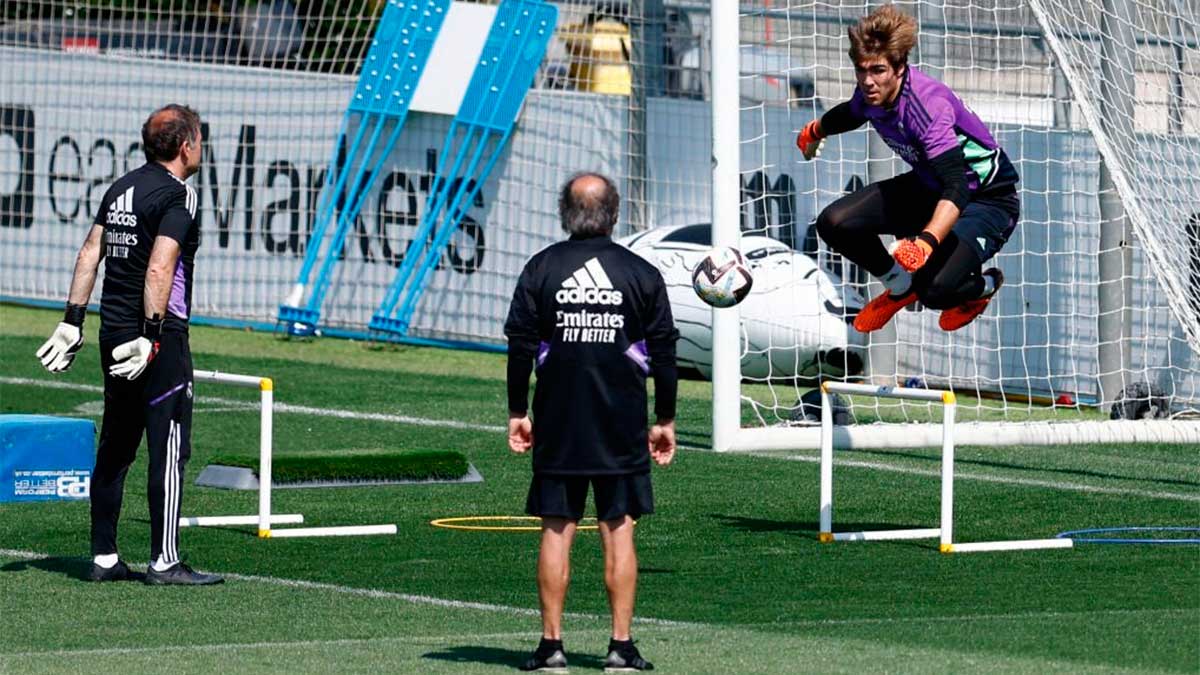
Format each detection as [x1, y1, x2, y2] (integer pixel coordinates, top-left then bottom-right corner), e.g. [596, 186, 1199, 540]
[369, 0, 558, 337]
[278, 0, 450, 335]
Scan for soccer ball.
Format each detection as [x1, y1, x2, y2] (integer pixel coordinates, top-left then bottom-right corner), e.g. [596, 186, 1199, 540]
[691, 246, 754, 308]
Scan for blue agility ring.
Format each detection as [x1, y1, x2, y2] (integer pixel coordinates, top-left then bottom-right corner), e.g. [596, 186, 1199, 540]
[1055, 526, 1200, 545]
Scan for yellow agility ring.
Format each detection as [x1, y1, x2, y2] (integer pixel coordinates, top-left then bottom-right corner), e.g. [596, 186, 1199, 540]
[429, 516, 638, 532]
[430, 516, 598, 531]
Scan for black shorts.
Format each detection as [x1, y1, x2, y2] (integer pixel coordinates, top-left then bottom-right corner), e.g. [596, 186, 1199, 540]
[950, 192, 1020, 263]
[842, 171, 1020, 263]
[525, 473, 654, 522]
[876, 172, 1020, 263]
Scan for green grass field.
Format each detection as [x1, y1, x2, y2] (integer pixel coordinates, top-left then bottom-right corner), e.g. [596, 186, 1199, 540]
[1, 303, 1197, 674]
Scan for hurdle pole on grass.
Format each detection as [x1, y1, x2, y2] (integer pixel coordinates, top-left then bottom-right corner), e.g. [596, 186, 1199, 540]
[939, 386, 955, 551]
[183, 370, 397, 538]
[186, 370, 303, 536]
[819, 382, 950, 544]
[817, 381, 1073, 553]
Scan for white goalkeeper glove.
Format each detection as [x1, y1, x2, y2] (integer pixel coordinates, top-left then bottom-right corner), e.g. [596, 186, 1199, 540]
[36, 322, 84, 373]
[36, 303, 87, 373]
[108, 315, 162, 381]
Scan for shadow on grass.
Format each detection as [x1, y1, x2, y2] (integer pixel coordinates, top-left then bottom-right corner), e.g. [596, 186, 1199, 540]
[0, 556, 145, 582]
[676, 429, 712, 448]
[131, 516, 257, 538]
[710, 514, 929, 540]
[847, 447, 1200, 490]
[423, 645, 605, 670]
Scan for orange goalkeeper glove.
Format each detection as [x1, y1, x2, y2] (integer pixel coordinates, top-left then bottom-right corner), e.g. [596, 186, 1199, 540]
[796, 119, 825, 160]
[892, 232, 940, 272]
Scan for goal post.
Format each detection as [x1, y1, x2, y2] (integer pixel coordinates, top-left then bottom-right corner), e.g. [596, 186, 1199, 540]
[711, 1, 1200, 450]
[709, 0, 743, 455]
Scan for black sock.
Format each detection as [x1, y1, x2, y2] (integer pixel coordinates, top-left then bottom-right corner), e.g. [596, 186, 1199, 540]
[539, 638, 563, 652]
[609, 638, 633, 651]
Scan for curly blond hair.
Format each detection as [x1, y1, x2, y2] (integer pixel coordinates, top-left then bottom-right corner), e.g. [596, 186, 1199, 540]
[848, 4, 918, 68]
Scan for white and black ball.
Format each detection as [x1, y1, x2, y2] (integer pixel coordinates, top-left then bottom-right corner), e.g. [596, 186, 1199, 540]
[691, 246, 754, 308]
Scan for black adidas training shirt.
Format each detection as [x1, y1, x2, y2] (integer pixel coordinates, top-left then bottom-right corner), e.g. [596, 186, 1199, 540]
[505, 234, 679, 475]
[93, 162, 200, 342]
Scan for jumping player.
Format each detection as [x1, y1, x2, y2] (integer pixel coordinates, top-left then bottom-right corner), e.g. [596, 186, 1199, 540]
[796, 4, 1020, 332]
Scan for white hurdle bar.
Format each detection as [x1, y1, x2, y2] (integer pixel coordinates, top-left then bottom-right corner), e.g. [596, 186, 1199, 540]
[818, 381, 1073, 554]
[181, 369, 397, 538]
[179, 514, 304, 527]
[267, 525, 399, 538]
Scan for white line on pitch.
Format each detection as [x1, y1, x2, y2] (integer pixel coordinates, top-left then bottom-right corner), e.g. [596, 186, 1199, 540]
[1, 547, 1192, 655]
[72, 401, 248, 416]
[739, 606, 1197, 629]
[3, 376, 1191, 499]
[0, 548, 696, 629]
[0, 376, 503, 433]
[0, 631, 555, 659]
[771, 453, 1200, 503]
[215, 570, 695, 627]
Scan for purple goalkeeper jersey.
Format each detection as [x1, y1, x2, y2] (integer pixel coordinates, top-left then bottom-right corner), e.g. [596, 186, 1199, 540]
[847, 66, 1019, 195]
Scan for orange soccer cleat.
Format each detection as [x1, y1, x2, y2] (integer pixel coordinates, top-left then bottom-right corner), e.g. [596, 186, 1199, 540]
[853, 289, 918, 333]
[939, 269, 1004, 331]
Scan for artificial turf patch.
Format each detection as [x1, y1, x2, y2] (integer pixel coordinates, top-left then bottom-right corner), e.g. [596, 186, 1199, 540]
[207, 448, 470, 484]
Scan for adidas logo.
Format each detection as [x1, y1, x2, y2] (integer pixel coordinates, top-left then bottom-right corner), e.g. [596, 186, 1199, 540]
[106, 186, 137, 227]
[556, 257, 623, 306]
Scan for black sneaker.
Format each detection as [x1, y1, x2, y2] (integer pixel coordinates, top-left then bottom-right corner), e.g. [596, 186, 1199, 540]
[604, 639, 653, 672]
[88, 560, 132, 582]
[144, 563, 224, 586]
[519, 638, 568, 673]
[982, 267, 1004, 298]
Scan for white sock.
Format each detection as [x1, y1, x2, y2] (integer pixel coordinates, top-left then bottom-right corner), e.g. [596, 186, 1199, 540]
[982, 274, 996, 296]
[151, 556, 177, 572]
[878, 262, 912, 296]
[93, 554, 119, 569]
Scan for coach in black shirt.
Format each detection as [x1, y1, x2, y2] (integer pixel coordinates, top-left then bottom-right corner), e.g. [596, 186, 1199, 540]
[505, 172, 678, 672]
[36, 104, 221, 586]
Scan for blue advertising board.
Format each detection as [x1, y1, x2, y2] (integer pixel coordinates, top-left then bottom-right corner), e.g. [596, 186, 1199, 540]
[0, 415, 94, 502]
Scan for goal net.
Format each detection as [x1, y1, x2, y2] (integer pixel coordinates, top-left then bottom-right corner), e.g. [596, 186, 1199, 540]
[0, 0, 715, 345]
[1, 1, 1197, 445]
[712, 0, 1200, 449]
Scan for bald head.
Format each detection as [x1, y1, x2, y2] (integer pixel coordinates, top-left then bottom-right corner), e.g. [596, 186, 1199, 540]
[559, 172, 620, 237]
[142, 104, 201, 163]
[569, 173, 609, 207]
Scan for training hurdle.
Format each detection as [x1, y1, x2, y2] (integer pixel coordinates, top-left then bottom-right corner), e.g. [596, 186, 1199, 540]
[180, 370, 397, 538]
[818, 382, 1073, 554]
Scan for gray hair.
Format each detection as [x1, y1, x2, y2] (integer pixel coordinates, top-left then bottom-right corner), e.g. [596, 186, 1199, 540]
[559, 172, 620, 237]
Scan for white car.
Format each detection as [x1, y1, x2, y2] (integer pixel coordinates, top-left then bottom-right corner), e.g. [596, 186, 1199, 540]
[619, 224, 867, 380]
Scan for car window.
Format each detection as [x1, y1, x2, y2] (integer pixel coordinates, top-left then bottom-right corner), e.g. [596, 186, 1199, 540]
[660, 224, 712, 245]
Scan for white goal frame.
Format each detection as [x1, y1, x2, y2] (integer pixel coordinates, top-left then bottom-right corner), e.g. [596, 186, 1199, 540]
[179, 369, 397, 538]
[707, 3, 1200, 451]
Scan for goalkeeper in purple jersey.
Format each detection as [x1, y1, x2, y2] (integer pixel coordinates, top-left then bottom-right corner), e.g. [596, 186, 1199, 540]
[796, 4, 1020, 332]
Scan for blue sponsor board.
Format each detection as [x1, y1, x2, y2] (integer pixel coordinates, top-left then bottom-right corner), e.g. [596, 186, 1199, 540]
[0, 415, 94, 502]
